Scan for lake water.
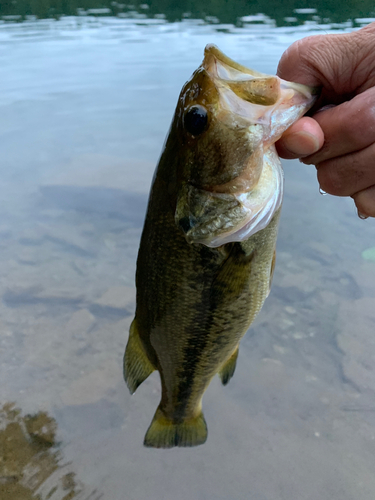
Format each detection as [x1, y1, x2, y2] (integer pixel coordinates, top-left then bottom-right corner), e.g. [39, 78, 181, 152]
[1, 8, 375, 500]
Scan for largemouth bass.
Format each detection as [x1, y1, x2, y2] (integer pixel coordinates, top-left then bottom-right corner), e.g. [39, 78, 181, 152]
[124, 45, 316, 448]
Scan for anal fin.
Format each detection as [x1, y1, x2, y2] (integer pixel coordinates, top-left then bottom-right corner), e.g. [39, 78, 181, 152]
[218, 346, 239, 386]
[124, 318, 155, 394]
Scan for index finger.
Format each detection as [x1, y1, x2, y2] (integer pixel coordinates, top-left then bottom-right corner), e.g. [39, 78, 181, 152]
[301, 88, 375, 165]
[277, 24, 375, 94]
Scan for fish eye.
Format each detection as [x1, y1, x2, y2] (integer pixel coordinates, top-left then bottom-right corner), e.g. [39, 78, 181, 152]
[183, 105, 208, 136]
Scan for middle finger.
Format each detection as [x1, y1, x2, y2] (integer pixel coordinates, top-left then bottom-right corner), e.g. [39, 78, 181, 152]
[317, 141, 375, 196]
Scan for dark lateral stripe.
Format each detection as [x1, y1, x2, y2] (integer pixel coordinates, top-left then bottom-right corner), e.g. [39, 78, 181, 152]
[174, 245, 234, 420]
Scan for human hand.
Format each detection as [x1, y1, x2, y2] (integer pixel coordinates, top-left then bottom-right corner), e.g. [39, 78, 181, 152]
[276, 22, 375, 218]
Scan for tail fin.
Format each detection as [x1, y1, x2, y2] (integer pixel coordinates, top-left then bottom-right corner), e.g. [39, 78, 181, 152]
[124, 319, 155, 394]
[144, 406, 207, 448]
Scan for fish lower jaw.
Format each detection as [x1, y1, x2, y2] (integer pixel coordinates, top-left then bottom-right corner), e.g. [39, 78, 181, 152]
[193, 150, 283, 247]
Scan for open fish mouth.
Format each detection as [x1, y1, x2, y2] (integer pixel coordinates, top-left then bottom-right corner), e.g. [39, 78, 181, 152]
[175, 45, 317, 247]
[203, 43, 318, 144]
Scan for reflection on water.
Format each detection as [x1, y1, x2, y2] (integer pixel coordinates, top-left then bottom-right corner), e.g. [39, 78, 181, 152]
[0, 403, 101, 499]
[1, 7, 375, 500]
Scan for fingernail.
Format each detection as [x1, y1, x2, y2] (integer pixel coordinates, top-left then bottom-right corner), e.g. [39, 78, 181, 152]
[319, 187, 327, 196]
[358, 210, 368, 220]
[284, 131, 321, 157]
[315, 104, 336, 114]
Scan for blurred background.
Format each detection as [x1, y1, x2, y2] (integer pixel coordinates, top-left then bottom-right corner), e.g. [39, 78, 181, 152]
[1, 2, 375, 500]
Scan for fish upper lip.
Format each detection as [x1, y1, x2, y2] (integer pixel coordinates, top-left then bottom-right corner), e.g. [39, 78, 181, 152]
[201, 45, 317, 145]
[203, 44, 266, 80]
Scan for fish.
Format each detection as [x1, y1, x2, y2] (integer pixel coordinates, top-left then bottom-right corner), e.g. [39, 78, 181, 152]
[124, 44, 316, 448]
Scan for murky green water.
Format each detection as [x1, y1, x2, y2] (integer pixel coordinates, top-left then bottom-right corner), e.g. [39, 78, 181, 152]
[1, 7, 375, 500]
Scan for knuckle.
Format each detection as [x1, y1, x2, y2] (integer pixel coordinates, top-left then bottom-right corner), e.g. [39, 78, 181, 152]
[278, 35, 330, 84]
[362, 98, 375, 135]
[298, 36, 330, 73]
[349, 95, 375, 139]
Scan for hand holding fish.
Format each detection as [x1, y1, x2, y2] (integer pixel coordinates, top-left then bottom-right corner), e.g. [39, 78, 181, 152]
[276, 22, 375, 219]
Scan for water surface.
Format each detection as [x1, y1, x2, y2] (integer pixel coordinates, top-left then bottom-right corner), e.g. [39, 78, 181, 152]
[1, 12, 375, 500]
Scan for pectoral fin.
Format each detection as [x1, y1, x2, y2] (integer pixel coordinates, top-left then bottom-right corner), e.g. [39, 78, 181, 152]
[124, 319, 155, 394]
[269, 249, 276, 293]
[218, 346, 239, 385]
